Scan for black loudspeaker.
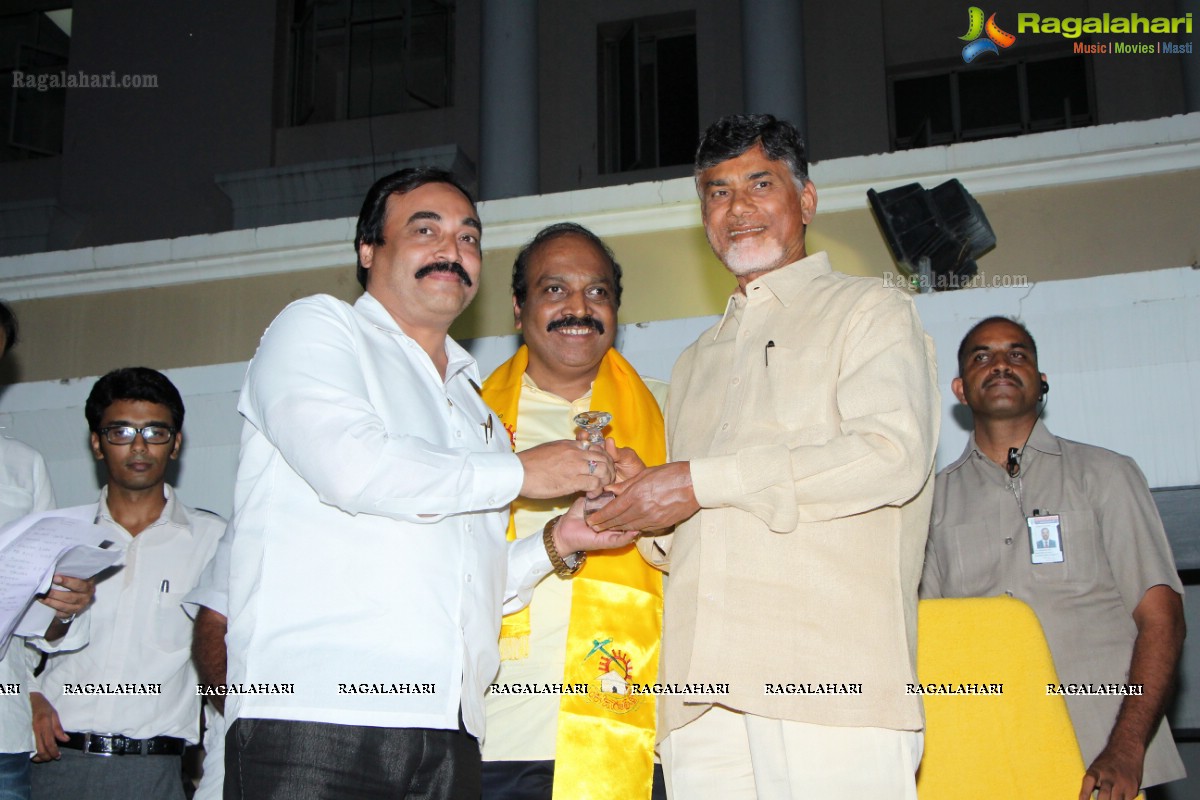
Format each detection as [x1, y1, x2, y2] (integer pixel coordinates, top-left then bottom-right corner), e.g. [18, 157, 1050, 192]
[867, 179, 996, 291]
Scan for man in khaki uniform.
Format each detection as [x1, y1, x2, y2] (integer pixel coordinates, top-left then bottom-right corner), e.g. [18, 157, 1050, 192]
[591, 114, 940, 799]
[921, 316, 1185, 798]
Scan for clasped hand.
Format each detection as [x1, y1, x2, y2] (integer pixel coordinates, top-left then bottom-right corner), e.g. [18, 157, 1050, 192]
[518, 439, 616, 499]
[587, 448, 699, 533]
[553, 494, 640, 556]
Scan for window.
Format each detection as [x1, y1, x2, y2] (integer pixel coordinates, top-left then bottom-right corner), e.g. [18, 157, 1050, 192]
[289, 0, 453, 126]
[598, 12, 698, 174]
[890, 54, 1092, 151]
[0, 6, 70, 161]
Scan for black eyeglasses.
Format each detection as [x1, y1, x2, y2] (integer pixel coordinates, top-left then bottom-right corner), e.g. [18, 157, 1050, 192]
[97, 425, 177, 445]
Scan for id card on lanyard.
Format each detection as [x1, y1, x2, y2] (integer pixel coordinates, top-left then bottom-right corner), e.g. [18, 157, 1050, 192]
[1028, 513, 1063, 564]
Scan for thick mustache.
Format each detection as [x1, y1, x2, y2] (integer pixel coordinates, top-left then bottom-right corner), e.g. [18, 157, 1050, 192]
[415, 261, 473, 287]
[983, 372, 1022, 389]
[547, 315, 605, 335]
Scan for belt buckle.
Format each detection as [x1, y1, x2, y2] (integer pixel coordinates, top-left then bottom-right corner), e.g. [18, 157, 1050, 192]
[80, 732, 112, 757]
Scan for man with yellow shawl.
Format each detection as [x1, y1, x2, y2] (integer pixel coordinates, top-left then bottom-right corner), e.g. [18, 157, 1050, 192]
[481, 223, 668, 800]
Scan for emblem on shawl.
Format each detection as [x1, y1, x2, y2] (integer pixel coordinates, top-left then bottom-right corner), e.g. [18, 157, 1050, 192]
[584, 637, 641, 714]
[495, 414, 516, 449]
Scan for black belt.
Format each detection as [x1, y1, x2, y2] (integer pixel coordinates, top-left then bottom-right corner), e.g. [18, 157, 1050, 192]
[62, 731, 186, 756]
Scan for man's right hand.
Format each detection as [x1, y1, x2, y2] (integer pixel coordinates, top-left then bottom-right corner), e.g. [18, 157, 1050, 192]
[518, 440, 615, 499]
[587, 460, 699, 533]
[605, 437, 646, 482]
[30, 691, 68, 762]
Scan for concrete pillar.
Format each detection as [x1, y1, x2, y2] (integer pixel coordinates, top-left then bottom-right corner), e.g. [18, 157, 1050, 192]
[480, 0, 539, 199]
[1179, 0, 1200, 112]
[740, 0, 807, 140]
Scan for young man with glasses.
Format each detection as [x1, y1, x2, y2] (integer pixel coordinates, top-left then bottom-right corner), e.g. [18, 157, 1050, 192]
[28, 367, 223, 800]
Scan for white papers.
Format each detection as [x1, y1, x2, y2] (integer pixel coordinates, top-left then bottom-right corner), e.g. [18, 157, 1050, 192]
[0, 512, 124, 660]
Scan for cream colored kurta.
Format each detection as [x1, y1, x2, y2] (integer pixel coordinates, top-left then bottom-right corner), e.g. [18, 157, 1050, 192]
[639, 252, 940, 739]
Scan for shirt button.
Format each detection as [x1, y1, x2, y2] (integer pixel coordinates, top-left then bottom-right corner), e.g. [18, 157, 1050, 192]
[1005, 591, 1014, 597]
[721, 423, 729, 431]
[465, 574, 472, 583]
[1004, 537, 1013, 545]
[455, 430, 463, 439]
[731, 377, 740, 385]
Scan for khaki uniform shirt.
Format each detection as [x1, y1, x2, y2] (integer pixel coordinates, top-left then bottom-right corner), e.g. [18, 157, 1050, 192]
[640, 252, 939, 738]
[922, 421, 1185, 787]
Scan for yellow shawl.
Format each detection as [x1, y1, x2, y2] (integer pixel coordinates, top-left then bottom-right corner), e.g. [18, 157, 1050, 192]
[482, 345, 665, 799]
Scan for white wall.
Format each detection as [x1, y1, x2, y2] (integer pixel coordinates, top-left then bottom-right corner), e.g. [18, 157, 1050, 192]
[3, 265, 1198, 728]
[3, 265, 1196, 516]
[0, 362, 248, 517]
[919, 266, 1200, 487]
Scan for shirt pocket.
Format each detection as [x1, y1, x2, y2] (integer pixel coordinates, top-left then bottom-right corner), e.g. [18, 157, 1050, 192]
[0, 484, 35, 515]
[939, 520, 1001, 597]
[765, 345, 830, 431]
[153, 589, 193, 653]
[1029, 506, 1098, 586]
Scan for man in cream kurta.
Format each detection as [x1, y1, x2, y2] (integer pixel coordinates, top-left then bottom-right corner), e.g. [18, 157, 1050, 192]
[591, 114, 940, 800]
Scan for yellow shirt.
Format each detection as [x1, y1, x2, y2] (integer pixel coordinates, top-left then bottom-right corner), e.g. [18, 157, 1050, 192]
[483, 372, 668, 760]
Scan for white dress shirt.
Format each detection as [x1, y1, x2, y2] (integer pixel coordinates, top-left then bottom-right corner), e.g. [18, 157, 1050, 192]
[182, 523, 232, 620]
[33, 486, 224, 743]
[225, 293, 549, 738]
[0, 437, 57, 754]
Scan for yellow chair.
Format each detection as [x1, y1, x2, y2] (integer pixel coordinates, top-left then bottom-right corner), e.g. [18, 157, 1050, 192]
[915, 596, 1088, 799]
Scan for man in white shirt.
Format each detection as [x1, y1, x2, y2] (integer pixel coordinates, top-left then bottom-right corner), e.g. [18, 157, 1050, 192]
[0, 299, 93, 800]
[29, 367, 224, 800]
[224, 168, 636, 799]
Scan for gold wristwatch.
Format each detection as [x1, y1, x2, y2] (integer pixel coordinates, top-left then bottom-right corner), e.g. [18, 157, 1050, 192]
[543, 514, 586, 578]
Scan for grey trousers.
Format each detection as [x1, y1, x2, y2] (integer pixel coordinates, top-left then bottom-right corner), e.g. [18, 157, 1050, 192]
[30, 747, 185, 800]
[224, 717, 481, 800]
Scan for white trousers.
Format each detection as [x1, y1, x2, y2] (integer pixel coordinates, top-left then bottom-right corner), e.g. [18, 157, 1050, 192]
[660, 706, 923, 800]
